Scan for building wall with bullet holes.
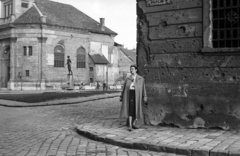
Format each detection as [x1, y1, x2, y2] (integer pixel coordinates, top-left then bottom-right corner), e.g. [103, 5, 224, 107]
[137, 0, 240, 130]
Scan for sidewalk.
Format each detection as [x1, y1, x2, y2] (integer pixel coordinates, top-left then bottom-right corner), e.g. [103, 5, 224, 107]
[1, 90, 240, 156]
[76, 118, 240, 156]
[0, 90, 120, 107]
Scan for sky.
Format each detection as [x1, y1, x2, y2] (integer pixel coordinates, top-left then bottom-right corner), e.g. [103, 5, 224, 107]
[51, 0, 137, 49]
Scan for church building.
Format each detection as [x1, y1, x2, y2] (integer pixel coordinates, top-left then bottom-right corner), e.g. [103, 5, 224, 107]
[0, 0, 117, 90]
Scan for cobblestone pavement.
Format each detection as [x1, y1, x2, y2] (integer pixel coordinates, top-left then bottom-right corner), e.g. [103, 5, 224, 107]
[0, 97, 182, 156]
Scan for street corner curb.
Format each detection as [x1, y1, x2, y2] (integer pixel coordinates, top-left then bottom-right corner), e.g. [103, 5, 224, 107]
[132, 142, 149, 151]
[175, 146, 192, 156]
[148, 144, 177, 154]
[0, 93, 120, 107]
[76, 126, 238, 156]
[75, 127, 134, 149]
[191, 148, 209, 156]
[75, 126, 202, 155]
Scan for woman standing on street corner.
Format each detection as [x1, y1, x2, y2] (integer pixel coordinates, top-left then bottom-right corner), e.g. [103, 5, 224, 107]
[119, 65, 148, 131]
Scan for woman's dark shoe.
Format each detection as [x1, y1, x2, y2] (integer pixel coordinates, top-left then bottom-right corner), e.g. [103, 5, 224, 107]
[128, 126, 133, 131]
[132, 125, 139, 129]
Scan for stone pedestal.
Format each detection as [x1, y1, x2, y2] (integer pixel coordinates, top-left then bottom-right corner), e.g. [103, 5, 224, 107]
[7, 80, 15, 90]
[67, 74, 74, 90]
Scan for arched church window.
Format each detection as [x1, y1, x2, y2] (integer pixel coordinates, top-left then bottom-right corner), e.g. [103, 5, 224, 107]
[77, 47, 86, 68]
[54, 44, 65, 67]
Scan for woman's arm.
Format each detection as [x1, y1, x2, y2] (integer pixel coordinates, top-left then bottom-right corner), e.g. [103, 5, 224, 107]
[120, 79, 127, 101]
[142, 79, 147, 104]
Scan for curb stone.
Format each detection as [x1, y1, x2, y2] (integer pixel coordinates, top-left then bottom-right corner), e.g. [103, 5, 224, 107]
[76, 126, 240, 156]
[0, 93, 120, 107]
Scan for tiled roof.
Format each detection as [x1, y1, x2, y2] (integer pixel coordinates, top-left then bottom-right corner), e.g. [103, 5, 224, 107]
[14, 0, 117, 36]
[14, 6, 42, 23]
[120, 48, 136, 63]
[89, 53, 109, 64]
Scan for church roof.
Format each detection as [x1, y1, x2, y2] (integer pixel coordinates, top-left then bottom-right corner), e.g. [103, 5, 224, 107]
[89, 53, 109, 64]
[14, 0, 117, 36]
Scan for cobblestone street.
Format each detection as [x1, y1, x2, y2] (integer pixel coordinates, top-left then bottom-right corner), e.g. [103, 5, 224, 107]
[0, 97, 180, 156]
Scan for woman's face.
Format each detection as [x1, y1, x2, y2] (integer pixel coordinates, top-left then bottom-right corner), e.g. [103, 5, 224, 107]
[130, 67, 137, 75]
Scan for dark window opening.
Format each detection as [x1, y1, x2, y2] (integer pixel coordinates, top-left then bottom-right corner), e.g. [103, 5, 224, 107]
[29, 46, 32, 56]
[4, 2, 13, 18]
[23, 46, 27, 56]
[54, 53, 64, 67]
[23, 46, 33, 56]
[77, 47, 86, 68]
[21, 2, 28, 8]
[26, 70, 29, 77]
[90, 78, 93, 83]
[90, 67, 94, 71]
[54, 45, 65, 67]
[212, 0, 240, 48]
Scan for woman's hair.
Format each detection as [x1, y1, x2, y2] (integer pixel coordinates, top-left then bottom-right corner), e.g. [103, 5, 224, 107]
[130, 64, 137, 70]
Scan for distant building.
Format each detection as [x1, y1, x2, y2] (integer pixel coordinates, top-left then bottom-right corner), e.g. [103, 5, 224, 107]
[118, 47, 136, 80]
[0, 0, 117, 90]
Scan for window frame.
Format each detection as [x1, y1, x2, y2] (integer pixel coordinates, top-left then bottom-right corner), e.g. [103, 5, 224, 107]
[202, 0, 240, 53]
[89, 67, 94, 71]
[25, 70, 30, 77]
[23, 46, 33, 56]
[23, 46, 27, 56]
[4, 1, 13, 18]
[76, 47, 86, 68]
[54, 44, 65, 68]
[28, 46, 32, 56]
[21, 2, 28, 8]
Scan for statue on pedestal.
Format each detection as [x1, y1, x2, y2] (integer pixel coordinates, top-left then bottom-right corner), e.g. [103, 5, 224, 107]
[66, 55, 73, 75]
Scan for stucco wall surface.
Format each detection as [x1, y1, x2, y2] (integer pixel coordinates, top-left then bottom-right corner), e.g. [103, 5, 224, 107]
[137, 0, 240, 130]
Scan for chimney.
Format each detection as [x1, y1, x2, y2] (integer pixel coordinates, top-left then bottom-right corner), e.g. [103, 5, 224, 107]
[100, 18, 105, 28]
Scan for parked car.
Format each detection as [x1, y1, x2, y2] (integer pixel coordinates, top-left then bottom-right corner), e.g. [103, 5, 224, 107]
[83, 83, 96, 90]
[109, 84, 122, 90]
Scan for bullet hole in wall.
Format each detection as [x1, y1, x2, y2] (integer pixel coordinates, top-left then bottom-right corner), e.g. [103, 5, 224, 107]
[221, 73, 225, 78]
[177, 26, 187, 34]
[210, 110, 215, 114]
[161, 21, 168, 27]
[199, 104, 204, 111]
[186, 114, 193, 120]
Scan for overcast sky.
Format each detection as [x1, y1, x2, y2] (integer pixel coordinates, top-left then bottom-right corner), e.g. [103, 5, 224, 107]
[51, 0, 137, 49]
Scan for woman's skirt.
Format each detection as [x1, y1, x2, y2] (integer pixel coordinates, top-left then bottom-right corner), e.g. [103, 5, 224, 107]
[129, 89, 136, 119]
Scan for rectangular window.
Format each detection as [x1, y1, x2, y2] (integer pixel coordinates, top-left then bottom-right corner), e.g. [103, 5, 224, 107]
[89, 67, 94, 71]
[28, 46, 32, 56]
[90, 78, 93, 83]
[4, 2, 13, 18]
[23, 46, 27, 56]
[202, 0, 240, 53]
[23, 46, 33, 56]
[21, 2, 28, 8]
[25, 70, 29, 77]
[212, 0, 240, 48]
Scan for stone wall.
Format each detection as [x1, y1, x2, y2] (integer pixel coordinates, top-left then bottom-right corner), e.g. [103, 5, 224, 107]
[137, 0, 240, 130]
